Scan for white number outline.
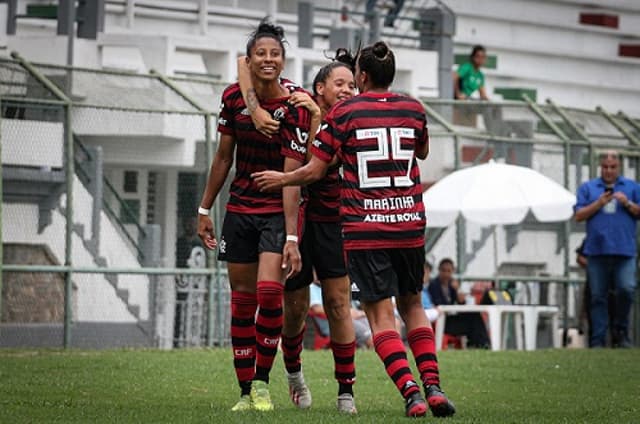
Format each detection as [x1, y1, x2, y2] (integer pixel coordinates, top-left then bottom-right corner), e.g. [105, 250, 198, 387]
[355, 127, 416, 189]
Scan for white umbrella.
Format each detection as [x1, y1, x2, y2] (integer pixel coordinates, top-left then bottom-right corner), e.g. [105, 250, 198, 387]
[423, 160, 576, 227]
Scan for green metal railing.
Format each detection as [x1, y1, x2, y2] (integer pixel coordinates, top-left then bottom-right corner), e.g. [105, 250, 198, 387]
[73, 136, 147, 259]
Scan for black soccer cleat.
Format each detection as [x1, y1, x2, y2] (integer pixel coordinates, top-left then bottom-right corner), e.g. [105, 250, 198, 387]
[425, 384, 456, 418]
[405, 392, 428, 418]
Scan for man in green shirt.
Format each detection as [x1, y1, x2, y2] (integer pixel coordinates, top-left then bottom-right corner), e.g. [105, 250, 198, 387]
[454, 45, 488, 100]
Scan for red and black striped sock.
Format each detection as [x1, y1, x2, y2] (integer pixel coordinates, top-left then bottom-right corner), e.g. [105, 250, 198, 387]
[373, 330, 420, 400]
[407, 327, 440, 387]
[230, 290, 258, 396]
[254, 280, 284, 384]
[281, 325, 305, 374]
[331, 340, 356, 395]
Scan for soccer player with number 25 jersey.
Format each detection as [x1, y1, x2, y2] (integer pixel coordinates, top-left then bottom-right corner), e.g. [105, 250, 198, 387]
[253, 41, 456, 418]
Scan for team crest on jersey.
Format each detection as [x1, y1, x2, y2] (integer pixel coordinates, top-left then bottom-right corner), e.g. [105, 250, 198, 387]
[273, 106, 287, 121]
[240, 107, 251, 116]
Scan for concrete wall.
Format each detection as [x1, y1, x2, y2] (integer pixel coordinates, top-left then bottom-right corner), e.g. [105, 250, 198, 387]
[447, 0, 640, 115]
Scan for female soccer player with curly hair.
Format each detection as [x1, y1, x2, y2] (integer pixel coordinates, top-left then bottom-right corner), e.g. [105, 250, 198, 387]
[197, 19, 310, 412]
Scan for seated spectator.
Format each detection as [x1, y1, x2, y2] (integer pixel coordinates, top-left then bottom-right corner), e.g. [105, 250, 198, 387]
[453, 45, 489, 100]
[429, 258, 490, 348]
[310, 282, 373, 348]
[422, 262, 441, 323]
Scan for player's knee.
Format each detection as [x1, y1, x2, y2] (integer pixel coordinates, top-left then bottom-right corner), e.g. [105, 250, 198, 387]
[284, 300, 309, 324]
[323, 295, 350, 322]
[396, 295, 423, 317]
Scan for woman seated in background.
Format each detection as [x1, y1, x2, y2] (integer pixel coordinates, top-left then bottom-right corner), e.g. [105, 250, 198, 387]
[428, 258, 489, 348]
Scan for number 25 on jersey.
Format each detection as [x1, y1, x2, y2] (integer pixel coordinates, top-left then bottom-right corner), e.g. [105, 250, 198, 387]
[356, 127, 416, 189]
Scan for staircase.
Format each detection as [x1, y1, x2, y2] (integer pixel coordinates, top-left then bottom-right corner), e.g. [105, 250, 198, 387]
[2, 120, 153, 344]
[71, 137, 151, 329]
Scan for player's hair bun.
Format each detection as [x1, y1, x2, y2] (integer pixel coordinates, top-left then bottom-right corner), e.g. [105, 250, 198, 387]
[333, 48, 356, 70]
[246, 17, 287, 57]
[255, 19, 285, 41]
[372, 41, 390, 59]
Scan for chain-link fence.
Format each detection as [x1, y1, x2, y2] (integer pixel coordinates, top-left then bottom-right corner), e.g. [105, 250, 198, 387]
[1, 54, 230, 349]
[424, 98, 640, 346]
[2, 54, 640, 350]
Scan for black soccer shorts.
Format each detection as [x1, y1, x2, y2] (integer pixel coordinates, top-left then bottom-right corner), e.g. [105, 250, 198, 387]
[346, 246, 425, 302]
[285, 220, 348, 292]
[217, 211, 285, 263]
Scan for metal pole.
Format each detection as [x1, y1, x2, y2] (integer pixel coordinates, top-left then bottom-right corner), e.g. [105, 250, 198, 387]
[617, 111, 640, 134]
[0, 94, 4, 327]
[369, 9, 381, 43]
[423, 102, 465, 272]
[523, 94, 572, 346]
[198, 0, 207, 35]
[149, 69, 209, 112]
[546, 99, 592, 143]
[5, 0, 17, 35]
[126, 0, 135, 28]
[597, 106, 640, 147]
[10, 52, 72, 103]
[454, 135, 465, 274]
[63, 101, 74, 348]
[204, 114, 216, 347]
[1, 264, 230, 275]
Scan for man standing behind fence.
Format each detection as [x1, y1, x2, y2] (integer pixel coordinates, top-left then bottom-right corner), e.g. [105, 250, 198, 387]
[574, 151, 640, 348]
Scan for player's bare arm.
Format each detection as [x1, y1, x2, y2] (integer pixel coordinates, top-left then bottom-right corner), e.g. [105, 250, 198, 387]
[288, 91, 322, 162]
[252, 155, 329, 192]
[415, 137, 429, 160]
[198, 133, 236, 250]
[237, 56, 280, 136]
[282, 156, 303, 279]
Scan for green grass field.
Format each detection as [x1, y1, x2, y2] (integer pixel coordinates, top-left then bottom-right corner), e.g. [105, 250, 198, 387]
[0, 348, 638, 423]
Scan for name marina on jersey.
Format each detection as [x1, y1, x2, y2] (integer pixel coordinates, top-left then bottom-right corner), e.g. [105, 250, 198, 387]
[362, 195, 422, 223]
[363, 195, 415, 211]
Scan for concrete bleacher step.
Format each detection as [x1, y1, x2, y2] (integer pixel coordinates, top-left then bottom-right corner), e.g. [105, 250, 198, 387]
[116, 288, 129, 303]
[72, 223, 85, 239]
[465, 226, 496, 266]
[94, 256, 107, 267]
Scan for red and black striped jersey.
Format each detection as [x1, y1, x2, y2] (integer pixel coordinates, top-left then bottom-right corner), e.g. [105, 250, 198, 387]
[306, 167, 341, 222]
[307, 93, 340, 222]
[218, 82, 310, 215]
[312, 91, 429, 250]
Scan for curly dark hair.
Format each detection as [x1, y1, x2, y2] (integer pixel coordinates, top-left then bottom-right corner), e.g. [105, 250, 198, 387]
[246, 17, 287, 58]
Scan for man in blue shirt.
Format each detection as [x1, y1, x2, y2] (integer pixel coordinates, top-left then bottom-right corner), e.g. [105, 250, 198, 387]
[575, 151, 640, 347]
